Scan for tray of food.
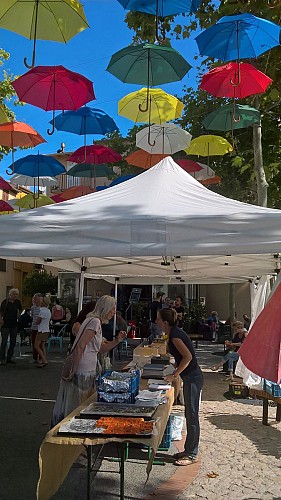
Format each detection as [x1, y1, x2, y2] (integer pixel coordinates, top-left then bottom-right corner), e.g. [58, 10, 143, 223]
[79, 402, 157, 419]
[57, 416, 155, 437]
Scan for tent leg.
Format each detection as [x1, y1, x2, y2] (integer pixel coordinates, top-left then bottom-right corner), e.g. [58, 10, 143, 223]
[77, 257, 87, 313]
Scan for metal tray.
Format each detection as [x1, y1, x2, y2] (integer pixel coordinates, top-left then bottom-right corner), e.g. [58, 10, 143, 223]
[79, 402, 157, 419]
[57, 416, 153, 438]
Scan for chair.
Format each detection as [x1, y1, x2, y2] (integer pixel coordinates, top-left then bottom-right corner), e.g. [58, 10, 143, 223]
[47, 324, 67, 354]
[6, 334, 22, 357]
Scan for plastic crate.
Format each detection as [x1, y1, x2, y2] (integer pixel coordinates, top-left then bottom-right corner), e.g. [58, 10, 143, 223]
[97, 370, 140, 404]
[97, 391, 137, 404]
[229, 383, 249, 399]
[264, 379, 281, 397]
[158, 416, 172, 451]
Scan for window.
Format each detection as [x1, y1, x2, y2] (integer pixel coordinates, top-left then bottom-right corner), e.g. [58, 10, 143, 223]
[0, 259, 7, 272]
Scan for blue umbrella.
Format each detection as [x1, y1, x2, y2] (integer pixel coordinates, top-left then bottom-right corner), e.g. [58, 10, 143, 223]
[12, 154, 66, 177]
[96, 174, 137, 191]
[116, 0, 202, 16]
[49, 107, 118, 136]
[195, 13, 281, 62]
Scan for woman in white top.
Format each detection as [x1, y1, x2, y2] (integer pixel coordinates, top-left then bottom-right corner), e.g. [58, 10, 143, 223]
[51, 295, 126, 427]
[36, 296, 51, 368]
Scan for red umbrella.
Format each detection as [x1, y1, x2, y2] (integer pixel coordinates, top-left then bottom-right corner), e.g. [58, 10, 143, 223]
[238, 282, 281, 383]
[125, 150, 167, 169]
[0, 200, 14, 212]
[175, 159, 203, 173]
[60, 185, 95, 200]
[68, 145, 122, 164]
[0, 176, 13, 192]
[50, 193, 65, 203]
[12, 66, 95, 135]
[200, 62, 272, 99]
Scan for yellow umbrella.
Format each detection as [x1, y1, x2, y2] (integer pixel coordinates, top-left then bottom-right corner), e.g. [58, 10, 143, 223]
[15, 193, 55, 209]
[185, 135, 233, 157]
[0, 105, 9, 124]
[118, 88, 184, 124]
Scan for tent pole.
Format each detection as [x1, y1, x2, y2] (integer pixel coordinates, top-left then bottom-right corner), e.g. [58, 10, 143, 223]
[78, 257, 87, 313]
[112, 277, 119, 364]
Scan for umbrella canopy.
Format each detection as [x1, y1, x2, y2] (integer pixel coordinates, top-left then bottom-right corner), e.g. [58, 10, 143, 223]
[201, 176, 221, 186]
[60, 185, 95, 200]
[68, 145, 122, 164]
[118, 88, 183, 124]
[202, 104, 261, 132]
[195, 13, 281, 61]
[110, 175, 137, 186]
[0, 176, 13, 191]
[50, 193, 65, 203]
[14, 193, 55, 209]
[175, 159, 203, 173]
[0, 121, 45, 148]
[200, 62, 272, 99]
[0, 200, 14, 212]
[12, 154, 66, 177]
[10, 174, 58, 187]
[0, 0, 89, 68]
[125, 150, 167, 169]
[136, 123, 191, 154]
[50, 107, 118, 136]
[116, 0, 203, 16]
[238, 282, 281, 383]
[66, 164, 112, 178]
[186, 135, 233, 157]
[106, 43, 191, 86]
[0, 105, 9, 124]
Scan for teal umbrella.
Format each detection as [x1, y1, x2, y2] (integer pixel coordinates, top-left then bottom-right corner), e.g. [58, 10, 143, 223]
[202, 104, 260, 132]
[66, 164, 112, 187]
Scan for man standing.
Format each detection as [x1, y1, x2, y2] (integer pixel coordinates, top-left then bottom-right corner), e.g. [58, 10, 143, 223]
[30, 293, 43, 363]
[150, 291, 165, 337]
[174, 296, 185, 328]
[0, 288, 22, 364]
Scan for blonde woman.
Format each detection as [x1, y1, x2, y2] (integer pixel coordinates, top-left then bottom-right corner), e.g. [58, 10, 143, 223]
[35, 296, 51, 368]
[51, 295, 126, 427]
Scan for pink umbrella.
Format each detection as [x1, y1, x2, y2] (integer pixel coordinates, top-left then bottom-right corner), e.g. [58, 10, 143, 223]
[0, 200, 15, 212]
[175, 159, 203, 173]
[238, 282, 281, 383]
[0, 176, 13, 191]
[68, 145, 122, 164]
[12, 65, 95, 135]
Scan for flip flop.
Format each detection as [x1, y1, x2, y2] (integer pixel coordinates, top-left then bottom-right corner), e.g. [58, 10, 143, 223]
[174, 457, 198, 466]
[173, 451, 188, 460]
[37, 363, 48, 368]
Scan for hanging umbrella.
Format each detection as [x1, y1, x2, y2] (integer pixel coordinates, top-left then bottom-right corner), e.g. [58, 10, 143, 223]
[200, 176, 221, 186]
[136, 123, 191, 154]
[12, 154, 66, 177]
[0, 121, 46, 173]
[60, 185, 95, 200]
[118, 88, 183, 124]
[202, 104, 261, 132]
[0, 176, 13, 191]
[194, 163, 216, 181]
[0, 200, 14, 213]
[50, 107, 118, 136]
[10, 174, 58, 188]
[125, 150, 167, 169]
[15, 193, 55, 209]
[110, 175, 137, 186]
[195, 13, 281, 62]
[238, 282, 281, 383]
[185, 135, 233, 159]
[50, 193, 65, 203]
[66, 164, 112, 178]
[175, 159, 203, 173]
[68, 145, 122, 165]
[12, 66, 95, 135]
[0, 105, 9, 124]
[116, 1, 203, 41]
[0, 0, 89, 68]
[200, 62, 272, 99]
[107, 43, 190, 110]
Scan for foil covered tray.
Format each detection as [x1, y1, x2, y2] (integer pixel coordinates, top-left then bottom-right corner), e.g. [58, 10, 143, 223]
[57, 416, 154, 438]
[79, 402, 157, 419]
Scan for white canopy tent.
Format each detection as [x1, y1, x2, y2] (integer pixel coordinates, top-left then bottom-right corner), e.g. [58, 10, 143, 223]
[1, 157, 281, 284]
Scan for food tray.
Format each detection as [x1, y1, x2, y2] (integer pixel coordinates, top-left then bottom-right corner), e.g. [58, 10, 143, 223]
[80, 402, 157, 419]
[57, 416, 154, 438]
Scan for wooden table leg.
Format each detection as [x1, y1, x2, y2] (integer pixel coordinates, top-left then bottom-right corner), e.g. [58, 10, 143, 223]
[262, 398, 269, 425]
[276, 403, 281, 422]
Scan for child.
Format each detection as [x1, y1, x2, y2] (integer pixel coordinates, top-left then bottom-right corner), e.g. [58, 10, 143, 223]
[35, 296, 51, 368]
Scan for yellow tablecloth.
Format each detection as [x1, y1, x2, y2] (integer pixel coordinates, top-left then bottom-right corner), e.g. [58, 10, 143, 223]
[37, 380, 174, 500]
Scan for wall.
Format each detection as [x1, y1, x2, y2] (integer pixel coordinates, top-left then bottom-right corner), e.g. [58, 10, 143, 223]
[202, 282, 251, 322]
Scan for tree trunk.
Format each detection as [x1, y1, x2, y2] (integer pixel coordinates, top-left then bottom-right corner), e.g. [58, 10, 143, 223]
[253, 96, 268, 207]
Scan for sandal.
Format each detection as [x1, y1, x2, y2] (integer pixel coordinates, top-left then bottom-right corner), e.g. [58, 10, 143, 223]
[37, 363, 48, 368]
[173, 451, 188, 460]
[174, 456, 198, 466]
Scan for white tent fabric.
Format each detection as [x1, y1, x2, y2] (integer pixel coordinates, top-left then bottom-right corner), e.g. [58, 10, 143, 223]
[1, 157, 281, 282]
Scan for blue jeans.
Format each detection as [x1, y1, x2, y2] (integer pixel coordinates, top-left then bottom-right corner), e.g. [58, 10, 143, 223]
[182, 368, 204, 459]
[223, 351, 239, 372]
[0, 327, 18, 361]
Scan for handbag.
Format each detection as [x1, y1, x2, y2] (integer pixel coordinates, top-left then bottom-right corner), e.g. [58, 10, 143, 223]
[61, 317, 101, 382]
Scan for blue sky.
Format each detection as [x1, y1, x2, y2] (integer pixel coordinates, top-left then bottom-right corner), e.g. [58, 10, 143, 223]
[0, 0, 201, 179]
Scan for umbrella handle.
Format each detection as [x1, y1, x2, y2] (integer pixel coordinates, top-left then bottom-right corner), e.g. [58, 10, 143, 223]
[24, 0, 38, 68]
[24, 50, 36, 69]
[148, 125, 156, 147]
[232, 113, 241, 123]
[139, 86, 149, 113]
[230, 61, 241, 86]
[47, 112, 56, 135]
[6, 167, 13, 176]
[29, 200, 36, 209]
[268, 0, 280, 6]
[155, 7, 166, 43]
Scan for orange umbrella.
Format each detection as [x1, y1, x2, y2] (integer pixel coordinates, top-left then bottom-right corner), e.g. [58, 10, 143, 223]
[60, 185, 95, 200]
[200, 175, 221, 186]
[0, 121, 46, 173]
[125, 150, 168, 169]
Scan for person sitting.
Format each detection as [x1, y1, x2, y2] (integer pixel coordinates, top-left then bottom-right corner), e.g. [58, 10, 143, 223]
[211, 322, 247, 380]
[51, 299, 64, 323]
[61, 307, 72, 335]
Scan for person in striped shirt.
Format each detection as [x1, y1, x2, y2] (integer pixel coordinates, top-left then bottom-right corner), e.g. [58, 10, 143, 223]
[30, 293, 43, 362]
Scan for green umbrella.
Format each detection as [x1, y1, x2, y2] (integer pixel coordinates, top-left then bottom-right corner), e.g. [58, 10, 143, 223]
[202, 104, 260, 132]
[107, 42, 191, 113]
[67, 164, 112, 178]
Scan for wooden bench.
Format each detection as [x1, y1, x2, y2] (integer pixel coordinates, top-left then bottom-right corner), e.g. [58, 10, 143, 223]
[189, 334, 203, 348]
[249, 388, 281, 426]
